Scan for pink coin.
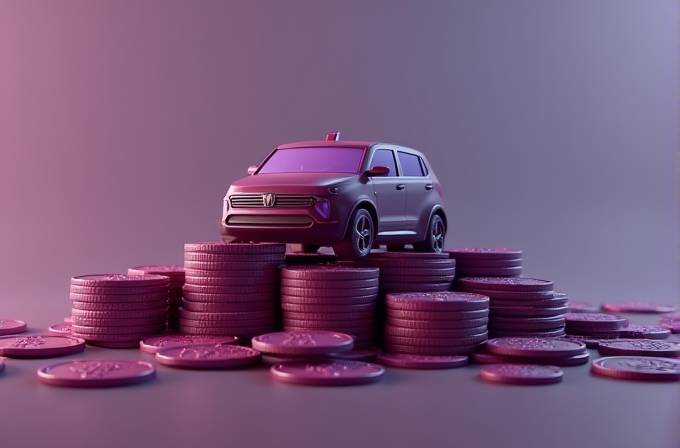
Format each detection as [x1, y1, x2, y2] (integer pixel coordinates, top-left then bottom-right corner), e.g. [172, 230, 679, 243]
[565, 313, 628, 329]
[49, 323, 72, 336]
[458, 287, 555, 301]
[620, 325, 670, 340]
[0, 335, 86, 358]
[155, 344, 261, 369]
[281, 265, 380, 281]
[601, 302, 676, 314]
[140, 334, 239, 354]
[597, 340, 680, 357]
[0, 319, 27, 336]
[270, 359, 384, 385]
[591, 356, 680, 381]
[184, 241, 286, 254]
[38, 359, 156, 387]
[458, 277, 553, 292]
[377, 353, 468, 369]
[480, 364, 563, 385]
[328, 347, 382, 362]
[252, 331, 354, 355]
[486, 337, 586, 358]
[471, 350, 589, 367]
[128, 265, 185, 277]
[385, 291, 490, 312]
[71, 274, 170, 287]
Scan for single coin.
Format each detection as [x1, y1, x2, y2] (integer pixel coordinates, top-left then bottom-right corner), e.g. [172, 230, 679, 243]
[591, 356, 680, 381]
[181, 291, 276, 303]
[71, 274, 170, 288]
[283, 311, 375, 321]
[48, 323, 72, 335]
[454, 258, 522, 268]
[328, 347, 382, 362]
[489, 297, 569, 308]
[281, 265, 379, 281]
[127, 266, 185, 278]
[156, 344, 261, 369]
[565, 313, 628, 329]
[380, 282, 452, 293]
[270, 359, 384, 385]
[488, 315, 565, 329]
[458, 277, 553, 292]
[180, 317, 276, 329]
[620, 325, 670, 340]
[70, 308, 168, 319]
[281, 302, 376, 313]
[455, 267, 522, 277]
[281, 294, 377, 306]
[385, 291, 489, 312]
[445, 248, 522, 260]
[281, 286, 379, 298]
[565, 328, 622, 338]
[386, 308, 489, 321]
[180, 299, 277, 313]
[384, 325, 488, 339]
[385, 316, 489, 330]
[70, 284, 169, 295]
[567, 302, 599, 313]
[601, 302, 676, 314]
[489, 305, 568, 318]
[185, 241, 286, 254]
[71, 324, 166, 335]
[0, 335, 85, 358]
[659, 321, 680, 333]
[471, 350, 589, 367]
[456, 287, 555, 301]
[184, 275, 279, 287]
[72, 300, 167, 311]
[384, 342, 482, 356]
[184, 259, 283, 271]
[179, 325, 275, 337]
[488, 328, 566, 338]
[385, 333, 488, 347]
[283, 326, 373, 339]
[281, 278, 380, 289]
[377, 353, 468, 369]
[38, 359, 156, 387]
[597, 340, 680, 357]
[179, 308, 276, 322]
[252, 330, 354, 355]
[140, 334, 239, 353]
[182, 283, 278, 294]
[183, 267, 281, 278]
[485, 337, 586, 358]
[70, 292, 168, 303]
[0, 319, 27, 336]
[480, 364, 563, 385]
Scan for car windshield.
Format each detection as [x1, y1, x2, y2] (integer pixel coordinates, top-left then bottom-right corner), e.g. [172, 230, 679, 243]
[257, 147, 365, 174]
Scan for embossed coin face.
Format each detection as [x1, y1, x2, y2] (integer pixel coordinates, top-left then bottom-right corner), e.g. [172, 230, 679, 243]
[0, 319, 27, 336]
[0, 335, 86, 358]
[155, 344, 261, 369]
[270, 359, 385, 385]
[38, 359, 156, 387]
[386, 292, 490, 311]
[485, 337, 586, 358]
[140, 334, 239, 354]
[377, 353, 468, 369]
[591, 356, 680, 381]
[597, 340, 680, 358]
[458, 277, 553, 292]
[71, 274, 170, 288]
[480, 364, 563, 385]
[252, 331, 354, 355]
[620, 325, 670, 340]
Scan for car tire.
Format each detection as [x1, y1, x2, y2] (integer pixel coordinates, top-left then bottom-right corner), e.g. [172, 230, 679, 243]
[333, 208, 374, 260]
[413, 214, 445, 253]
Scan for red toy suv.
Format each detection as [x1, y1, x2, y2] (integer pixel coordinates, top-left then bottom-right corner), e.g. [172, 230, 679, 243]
[220, 133, 447, 259]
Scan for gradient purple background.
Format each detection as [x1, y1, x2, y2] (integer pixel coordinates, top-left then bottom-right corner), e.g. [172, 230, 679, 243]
[0, 1, 678, 448]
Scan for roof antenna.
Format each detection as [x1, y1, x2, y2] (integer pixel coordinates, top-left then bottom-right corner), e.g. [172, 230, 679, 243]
[326, 132, 340, 141]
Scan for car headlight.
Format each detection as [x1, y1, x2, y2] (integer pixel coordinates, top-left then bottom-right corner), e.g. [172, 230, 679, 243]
[314, 199, 331, 219]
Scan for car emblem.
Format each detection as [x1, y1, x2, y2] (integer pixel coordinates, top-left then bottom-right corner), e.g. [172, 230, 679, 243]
[263, 193, 276, 207]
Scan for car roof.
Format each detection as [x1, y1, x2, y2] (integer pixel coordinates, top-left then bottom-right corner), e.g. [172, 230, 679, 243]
[276, 141, 422, 155]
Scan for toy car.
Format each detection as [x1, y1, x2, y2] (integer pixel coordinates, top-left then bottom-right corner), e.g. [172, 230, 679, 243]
[220, 133, 447, 259]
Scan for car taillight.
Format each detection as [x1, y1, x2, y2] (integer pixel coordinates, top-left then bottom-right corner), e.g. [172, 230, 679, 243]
[314, 199, 331, 219]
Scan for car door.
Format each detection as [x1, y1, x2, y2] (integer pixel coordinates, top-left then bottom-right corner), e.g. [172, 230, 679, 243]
[367, 148, 407, 232]
[397, 151, 433, 232]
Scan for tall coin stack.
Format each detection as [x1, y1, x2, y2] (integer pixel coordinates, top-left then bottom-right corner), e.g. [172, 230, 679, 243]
[128, 266, 185, 330]
[280, 266, 380, 350]
[179, 242, 286, 338]
[384, 291, 490, 356]
[446, 248, 522, 278]
[70, 274, 170, 348]
[456, 277, 566, 338]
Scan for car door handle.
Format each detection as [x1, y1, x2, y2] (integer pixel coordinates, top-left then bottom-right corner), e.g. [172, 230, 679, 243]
[425, 184, 433, 191]
[396, 184, 405, 190]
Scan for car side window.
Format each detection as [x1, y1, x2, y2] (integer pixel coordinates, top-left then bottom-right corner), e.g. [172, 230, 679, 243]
[370, 149, 398, 177]
[397, 151, 426, 176]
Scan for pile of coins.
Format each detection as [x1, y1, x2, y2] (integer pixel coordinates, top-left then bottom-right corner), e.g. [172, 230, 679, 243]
[128, 266, 185, 329]
[446, 247, 522, 278]
[69, 274, 170, 348]
[457, 277, 566, 338]
[383, 291, 489, 356]
[179, 242, 285, 338]
[280, 265, 379, 349]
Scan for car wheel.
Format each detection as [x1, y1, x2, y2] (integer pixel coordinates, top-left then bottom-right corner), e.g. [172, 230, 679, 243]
[333, 208, 374, 260]
[414, 214, 445, 253]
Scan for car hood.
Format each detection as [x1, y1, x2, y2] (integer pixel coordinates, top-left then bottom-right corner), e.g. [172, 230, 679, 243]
[230, 173, 357, 190]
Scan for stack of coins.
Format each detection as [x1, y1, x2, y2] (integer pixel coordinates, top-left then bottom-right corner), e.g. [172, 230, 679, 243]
[383, 291, 490, 356]
[457, 277, 566, 338]
[446, 248, 522, 278]
[564, 312, 628, 339]
[472, 337, 589, 366]
[69, 274, 170, 348]
[179, 242, 285, 338]
[280, 266, 379, 349]
[128, 266, 185, 330]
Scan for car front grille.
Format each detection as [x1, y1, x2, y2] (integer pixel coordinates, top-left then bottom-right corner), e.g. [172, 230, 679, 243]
[230, 194, 316, 208]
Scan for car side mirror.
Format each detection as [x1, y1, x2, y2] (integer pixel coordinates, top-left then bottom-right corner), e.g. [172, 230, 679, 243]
[247, 166, 258, 175]
[365, 165, 390, 177]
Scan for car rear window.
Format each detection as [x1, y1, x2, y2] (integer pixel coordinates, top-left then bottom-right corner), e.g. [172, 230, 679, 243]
[258, 147, 365, 174]
[397, 151, 426, 176]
